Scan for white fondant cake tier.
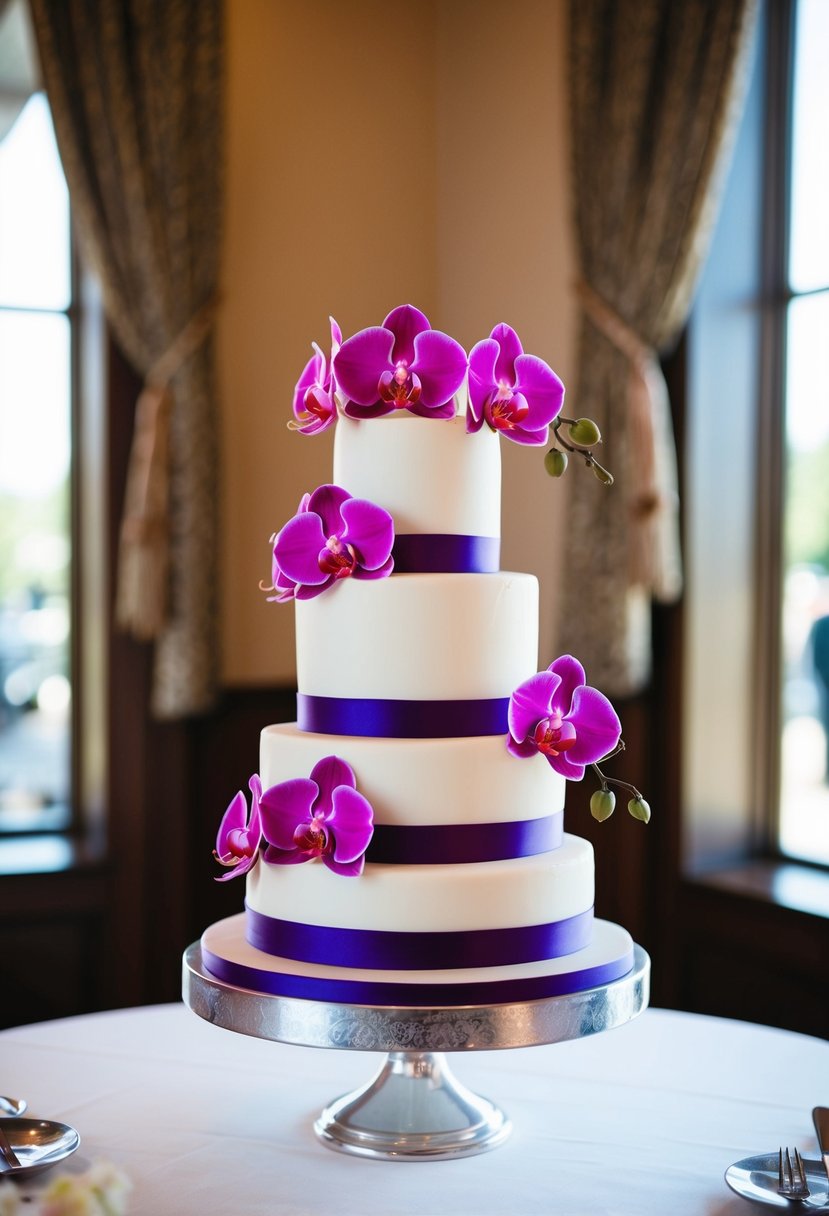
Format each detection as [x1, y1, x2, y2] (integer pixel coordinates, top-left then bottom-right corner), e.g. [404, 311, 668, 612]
[296, 572, 538, 700]
[333, 412, 501, 538]
[201, 914, 635, 1005]
[246, 833, 592, 933]
[260, 723, 564, 826]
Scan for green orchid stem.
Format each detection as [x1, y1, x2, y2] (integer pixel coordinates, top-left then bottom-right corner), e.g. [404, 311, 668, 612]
[590, 741, 643, 801]
[552, 418, 613, 480]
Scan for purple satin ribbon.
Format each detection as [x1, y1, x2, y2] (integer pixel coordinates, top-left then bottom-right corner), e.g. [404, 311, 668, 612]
[297, 695, 509, 738]
[202, 945, 635, 1007]
[245, 905, 593, 970]
[366, 812, 563, 865]
[392, 534, 500, 574]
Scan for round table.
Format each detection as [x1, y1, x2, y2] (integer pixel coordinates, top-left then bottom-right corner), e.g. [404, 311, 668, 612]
[0, 1003, 825, 1214]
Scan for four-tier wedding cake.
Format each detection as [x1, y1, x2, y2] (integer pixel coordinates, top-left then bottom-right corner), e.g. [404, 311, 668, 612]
[201, 306, 637, 1006]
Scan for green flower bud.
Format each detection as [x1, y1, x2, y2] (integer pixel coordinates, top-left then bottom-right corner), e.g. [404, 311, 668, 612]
[567, 417, 602, 447]
[590, 788, 616, 822]
[627, 796, 651, 823]
[544, 447, 568, 478]
[592, 463, 614, 486]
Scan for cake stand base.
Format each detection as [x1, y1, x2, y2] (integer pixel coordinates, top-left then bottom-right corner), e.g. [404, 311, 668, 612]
[313, 1050, 511, 1160]
[183, 940, 649, 1162]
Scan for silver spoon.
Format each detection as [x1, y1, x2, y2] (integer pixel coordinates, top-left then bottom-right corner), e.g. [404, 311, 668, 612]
[0, 1118, 80, 1177]
[0, 1096, 26, 1117]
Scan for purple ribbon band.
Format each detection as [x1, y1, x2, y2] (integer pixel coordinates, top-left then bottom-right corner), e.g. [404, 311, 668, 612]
[297, 694, 509, 738]
[366, 813, 563, 865]
[392, 534, 500, 574]
[245, 905, 593, 970]
[203, 946, 635, 1007]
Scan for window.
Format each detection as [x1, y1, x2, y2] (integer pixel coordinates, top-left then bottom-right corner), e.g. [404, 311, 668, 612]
[778, 0, 829, 865]
[0, 89, 73, 834]
[684, 0, 829, 872]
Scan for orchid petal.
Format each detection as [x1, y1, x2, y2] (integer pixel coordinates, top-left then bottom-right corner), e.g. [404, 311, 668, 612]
[565, 684, 622, 764]
[410, 330, 468, 408]
[333, 327, 395, 406]
[273, 512, 329, 586]
[341, 398, 395, 420]
[306, 483, 351, 538]
[383, 304, 430, 364]
[294, 577, 334, 600]
[328, 785, 374, 862]
[548, 655, 586, 714]
[545, 751, 586, 781]
[215, 852, 257, 881]
[340, 498, 394, 570]
[292, 349, 325, 413]
[407, 398, 457, 421]
[513, 353, 565, 425]
[352, 555, 394, 580]
[508, 671, 560, 742]
[323, 854, 365, 877]
[506, 735, 539, 760]
[263, 844, 313, 865]
[329, 315, 343, 354]
[259, 778, 318, 850]
[490, 323, 523, 384]
[309, 754, 356, 819]
[504, 422, 552, 446]
[215, 790, 248, 856]
[467, 339, 499, 422]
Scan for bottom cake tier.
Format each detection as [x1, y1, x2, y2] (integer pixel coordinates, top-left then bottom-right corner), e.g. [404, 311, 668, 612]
[202, 914, 634, 1007]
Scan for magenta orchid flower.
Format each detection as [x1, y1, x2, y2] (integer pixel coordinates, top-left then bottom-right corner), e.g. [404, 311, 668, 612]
[467, 323, 564, 445]
[507, 655, 621, 780]
[259, 755, 374, 877]
[289, 317, 343, 435]
[333, 304, 468, 420]
[266, 484, 394, 602]
[213, 775, 263, 882]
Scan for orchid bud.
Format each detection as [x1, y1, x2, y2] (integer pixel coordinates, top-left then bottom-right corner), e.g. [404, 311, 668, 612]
[592, 463, 614, 486]
[590, 788, 616, 822]
[628, 796, 651, 823]
[567, 417, 601, 447]
[544, 447, 568, 478]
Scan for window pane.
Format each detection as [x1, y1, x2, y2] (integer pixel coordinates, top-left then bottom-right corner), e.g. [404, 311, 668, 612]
[0, 93, 70, 311]
[0, 311, 71, 830]
[788, 0, 829, 293]
[779, 292, 829, 865]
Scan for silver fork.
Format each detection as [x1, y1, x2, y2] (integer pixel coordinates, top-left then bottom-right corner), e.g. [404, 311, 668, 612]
[779, 1147, 811, 1202]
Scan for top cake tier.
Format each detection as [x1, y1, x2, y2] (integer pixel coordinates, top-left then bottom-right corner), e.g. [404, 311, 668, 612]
[333, 413, 501, 560]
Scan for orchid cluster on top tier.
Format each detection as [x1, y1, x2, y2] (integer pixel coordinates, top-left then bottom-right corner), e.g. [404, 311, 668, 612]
[290, 304, 566, 449]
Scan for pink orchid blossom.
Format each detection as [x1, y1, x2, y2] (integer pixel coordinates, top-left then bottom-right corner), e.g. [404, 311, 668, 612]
[507, 655, 621, 780]
[289, 317, 342, 435]
[467, 323, 564, 445]
[333, 304, 468, 420]
[266, 484, 394, 602]
[213, 775, 263, 881]
[259, 755, 374, 877]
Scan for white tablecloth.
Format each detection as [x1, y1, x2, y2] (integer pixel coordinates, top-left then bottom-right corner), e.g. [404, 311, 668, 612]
[0, 1003, 826, 1215]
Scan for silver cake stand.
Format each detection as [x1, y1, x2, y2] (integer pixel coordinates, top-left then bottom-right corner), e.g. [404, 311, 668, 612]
[182, 941, 649, 1162]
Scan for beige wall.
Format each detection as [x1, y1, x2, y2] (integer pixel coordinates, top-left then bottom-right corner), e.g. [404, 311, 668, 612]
[219, 0, 575, 685]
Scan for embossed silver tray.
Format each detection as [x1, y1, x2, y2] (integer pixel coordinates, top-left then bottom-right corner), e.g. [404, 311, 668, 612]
[183, 941, 650, 1161]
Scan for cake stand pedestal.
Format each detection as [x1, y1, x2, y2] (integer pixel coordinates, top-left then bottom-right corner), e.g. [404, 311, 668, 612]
[183, 942, 649, 1161]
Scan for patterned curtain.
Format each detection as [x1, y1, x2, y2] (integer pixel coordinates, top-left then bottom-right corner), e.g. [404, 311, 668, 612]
[28, 0, 223, 717]
[560, 0, 757, 695]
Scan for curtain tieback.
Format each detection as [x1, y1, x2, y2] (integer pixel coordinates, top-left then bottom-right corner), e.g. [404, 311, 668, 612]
[575, 279, 681, 600]
[116, 292, 220, 640]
